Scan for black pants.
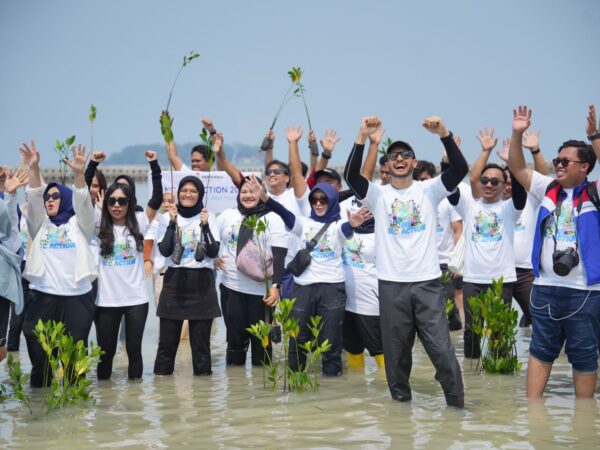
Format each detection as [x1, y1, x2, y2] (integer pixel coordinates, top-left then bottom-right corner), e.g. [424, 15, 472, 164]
[95, 303, 149, 380]
[289, 282, 346, 376]
[463, 281, 514, 359]
[7, 276, 31, 351]
[379, 278, 464, 407]
[514, 268, 533, 325]
[154, 318, 213, 376]
[220, 284, 271, 366]
[440, 264, 462, 330]
[23, 289, 95, 387]
[343, 311, 383, 356]
[0, 296, 10, 345]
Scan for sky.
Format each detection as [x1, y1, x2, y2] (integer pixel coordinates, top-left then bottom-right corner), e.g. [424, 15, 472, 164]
[1, 0, 599, 169]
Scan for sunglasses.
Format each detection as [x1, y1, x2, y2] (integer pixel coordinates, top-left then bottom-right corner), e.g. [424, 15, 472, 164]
[43, 192, 61, 202]
[388, 150, 415, 161]
[310, 195, 328, 206]
[265, 168, 287, 176]
[108, 197, 129, 207]
[480, 176, 502, 187]
[552, 157, 584, 168]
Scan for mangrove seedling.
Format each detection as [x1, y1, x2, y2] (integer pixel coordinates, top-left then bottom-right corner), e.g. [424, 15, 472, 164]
[378, 137, 394, 156]
[54, 135, 76, 184]
[89, 104, 97, 150]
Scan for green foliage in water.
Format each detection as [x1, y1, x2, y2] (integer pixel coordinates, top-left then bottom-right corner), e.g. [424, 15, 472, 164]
[468, 278, 521, 375]
[445, 298, 455, 322]
[0, 354, 31, 412]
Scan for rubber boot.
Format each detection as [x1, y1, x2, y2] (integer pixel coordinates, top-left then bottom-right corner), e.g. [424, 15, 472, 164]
[374, 353, 385, 370]
[346, 352, 365, 369]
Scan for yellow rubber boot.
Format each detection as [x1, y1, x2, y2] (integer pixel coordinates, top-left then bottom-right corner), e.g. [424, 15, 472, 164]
[346, 352, 365, 370]
[374, 354, 385, 370]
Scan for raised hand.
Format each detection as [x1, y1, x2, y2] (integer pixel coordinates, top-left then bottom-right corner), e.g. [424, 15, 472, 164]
[91, 151, 106, 163]
[586, 105, 597, 136]
[512, 105, 532, 133]
[369, 126, 384, 146]
[145, 150, 158, 162]
[65, 144, 88, 174]
[19, 140, 40, 167]
[347, 207, 373, 228]
[476, 128, 498, 152]
[422, 116, 449, 137]
[286, 126, 303, 143]
[359, 116, 382, 139]
[200, 207, 209, 225]
[320, 129, 341, 153]
[246, 174, 268, 202]
[201, 118, 215, 134]
[212, 132, 224, 154]
[168, 203, 178, 222]
[4, 168, 29, 194]
[308, 130, 316, 143]
[95, 189, 105, 209]
[522, 129, 541, 151]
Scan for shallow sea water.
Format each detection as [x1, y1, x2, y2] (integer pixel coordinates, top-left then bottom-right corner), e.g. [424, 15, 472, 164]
[1, 300, 599, 449]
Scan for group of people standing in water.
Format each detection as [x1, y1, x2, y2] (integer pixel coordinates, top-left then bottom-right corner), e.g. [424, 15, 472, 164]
[1, 104, 600, 408]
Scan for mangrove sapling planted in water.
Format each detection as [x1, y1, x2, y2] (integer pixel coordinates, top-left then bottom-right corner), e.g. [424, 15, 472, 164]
[445, 299, 455, 322]
[0, 355, 31, 413]
[54, 135, 76, 184]
[467, 278, 521, 375]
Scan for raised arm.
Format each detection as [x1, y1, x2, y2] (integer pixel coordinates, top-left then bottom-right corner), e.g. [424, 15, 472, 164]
[470, 128, 498, 199]
[522, 129, 547, 175]
[308, 130, 319, 172]
[65, 145, 95, 240]
[507, 105, 534, 191]
[20, 140, 45, 238]
[344, 117, 382, 199]
[287, 126, 308, 199]
[246, 174, 296, 230]
[262, 130, 274, 168]
[166, 141, 184, 171]
[361, 127, 383, 181]
[3, 168, 29, 253]
[213, 132, 243, 186]
[314, 129, 340, 172]
[85, 151, 105, 188]
[586, 105, 600, 161]
[145, 150, 163, 221]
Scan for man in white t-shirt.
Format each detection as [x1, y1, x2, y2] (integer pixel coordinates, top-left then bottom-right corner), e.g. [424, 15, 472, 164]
[165, 118, 220, 172]
[345, 116, 468, 408]
[508, 104, 600, 399]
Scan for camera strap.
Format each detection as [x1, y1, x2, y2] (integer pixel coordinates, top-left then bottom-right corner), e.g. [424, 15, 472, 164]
[550, 192, 583, 254]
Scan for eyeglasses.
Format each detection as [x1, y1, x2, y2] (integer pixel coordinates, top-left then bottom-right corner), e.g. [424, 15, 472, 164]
[43, 192, 61, 202]
[108, 197, 129, 207]
[179, 189, 199, 196]
[310, 195, 328, 206]
[265, 168, 287, 176]
[480, 176, 503, 187]
[552, 157, 584, 168]
[388, 150, 415, 161]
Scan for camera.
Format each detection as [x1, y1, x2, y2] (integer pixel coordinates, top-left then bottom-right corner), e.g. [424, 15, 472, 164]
[552, 247, 579, 276]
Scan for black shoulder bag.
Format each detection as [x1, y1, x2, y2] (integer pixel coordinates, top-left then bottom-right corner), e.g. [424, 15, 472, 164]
[286, 222, 332, 277]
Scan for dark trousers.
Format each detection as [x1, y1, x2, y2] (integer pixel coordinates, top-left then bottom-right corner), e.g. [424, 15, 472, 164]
[289, 282, 346, 376]
[154, 318, 213, 376]
[23, 289, 95, 387]
[220, 284, 270, 366]
[440, 264, 462, 330]
[7, 275, 30, 351]
[514, 268, 533, 325]
[0, 296, 10, 344]
[95, 303, 149, 380]
[463, 281, 514, 359]
[343, 311, 383, 356]
[379, 278, 464, 407]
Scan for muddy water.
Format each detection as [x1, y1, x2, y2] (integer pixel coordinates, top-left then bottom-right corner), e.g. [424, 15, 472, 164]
[1, 301, 599, 449]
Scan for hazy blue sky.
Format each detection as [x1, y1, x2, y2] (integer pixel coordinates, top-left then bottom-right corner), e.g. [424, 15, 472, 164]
[1, 0, 599, 168]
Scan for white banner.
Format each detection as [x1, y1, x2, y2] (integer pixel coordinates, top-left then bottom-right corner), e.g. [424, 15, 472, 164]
[148, 170, 261, 214]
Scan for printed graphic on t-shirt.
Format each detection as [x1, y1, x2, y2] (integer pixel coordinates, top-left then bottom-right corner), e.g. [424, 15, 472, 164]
[225, 223, 241, 252]
[102, 237, 137, 267]
[181, 228, 201, 259]
[543, 205, 576, 243]
[471, 210, 502, 243]
[40, 224, 75, 250]
[515, 216, 525, 232]
[342, 236, 365, 269]
[388, 199, 425, 235]
[436, 214, 443, 233]
[304, 230, 333, 259]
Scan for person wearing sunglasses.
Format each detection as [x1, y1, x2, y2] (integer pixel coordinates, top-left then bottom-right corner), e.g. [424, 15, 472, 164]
[18, 142, 98, 387]
[93, 150, 163, 381]
[154, 176, 221, 376]
[453, 128, 527, 359]
[508, 105, 600, 399]
[344, 116, 468, 408]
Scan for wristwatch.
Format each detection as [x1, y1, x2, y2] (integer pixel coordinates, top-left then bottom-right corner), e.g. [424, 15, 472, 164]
[587, 133, 600, 142]
[271, 283, 280, 290]
[530, 148, 541, 155]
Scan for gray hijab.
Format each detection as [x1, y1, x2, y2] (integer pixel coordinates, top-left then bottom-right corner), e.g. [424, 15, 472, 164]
[0, 200, 23, 314]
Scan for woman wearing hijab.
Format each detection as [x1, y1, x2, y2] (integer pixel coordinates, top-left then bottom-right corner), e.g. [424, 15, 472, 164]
[0, 168, 29, 362]
[19, 142, 97, 387]
[215, 176, 287, 366]
[94, 151, 162, 380]
[250, 179, 371, 376]
[154, 176, 220, 376]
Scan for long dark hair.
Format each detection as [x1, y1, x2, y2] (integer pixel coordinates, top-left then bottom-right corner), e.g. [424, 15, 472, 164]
[94, 169, 107, 192]
[98, 183, 144, 258]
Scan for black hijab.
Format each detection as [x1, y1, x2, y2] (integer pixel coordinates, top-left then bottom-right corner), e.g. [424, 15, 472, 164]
[176, 176, 205, 218]
[236, 177, 270, 255]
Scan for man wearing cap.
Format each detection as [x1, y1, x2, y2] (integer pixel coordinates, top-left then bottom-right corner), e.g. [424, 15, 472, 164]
[344, 116, 468, 408]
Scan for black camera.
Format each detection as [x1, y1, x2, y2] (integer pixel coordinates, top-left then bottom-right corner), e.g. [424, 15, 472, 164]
[269, 324, 282, 344]
[552, 247, 579, 276]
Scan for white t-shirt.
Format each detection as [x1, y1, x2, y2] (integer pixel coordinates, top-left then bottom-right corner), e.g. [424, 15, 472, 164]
[270, 188, 310, 265]
[513, 193, 540, 269]
[455, 194, 521, 284]
[216, 209, 287, 296]
[437, 198, 461, 265]
[156, 212, 218, 269]
[529, 171, 600, 291]
[144, 214, 166, 274]
[29, 217, 92, 296]
[362, 177, 451, 282]
[290, 217, 347, 285]
[96, 213, 150, 307]
[20, 214, 29, 261]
